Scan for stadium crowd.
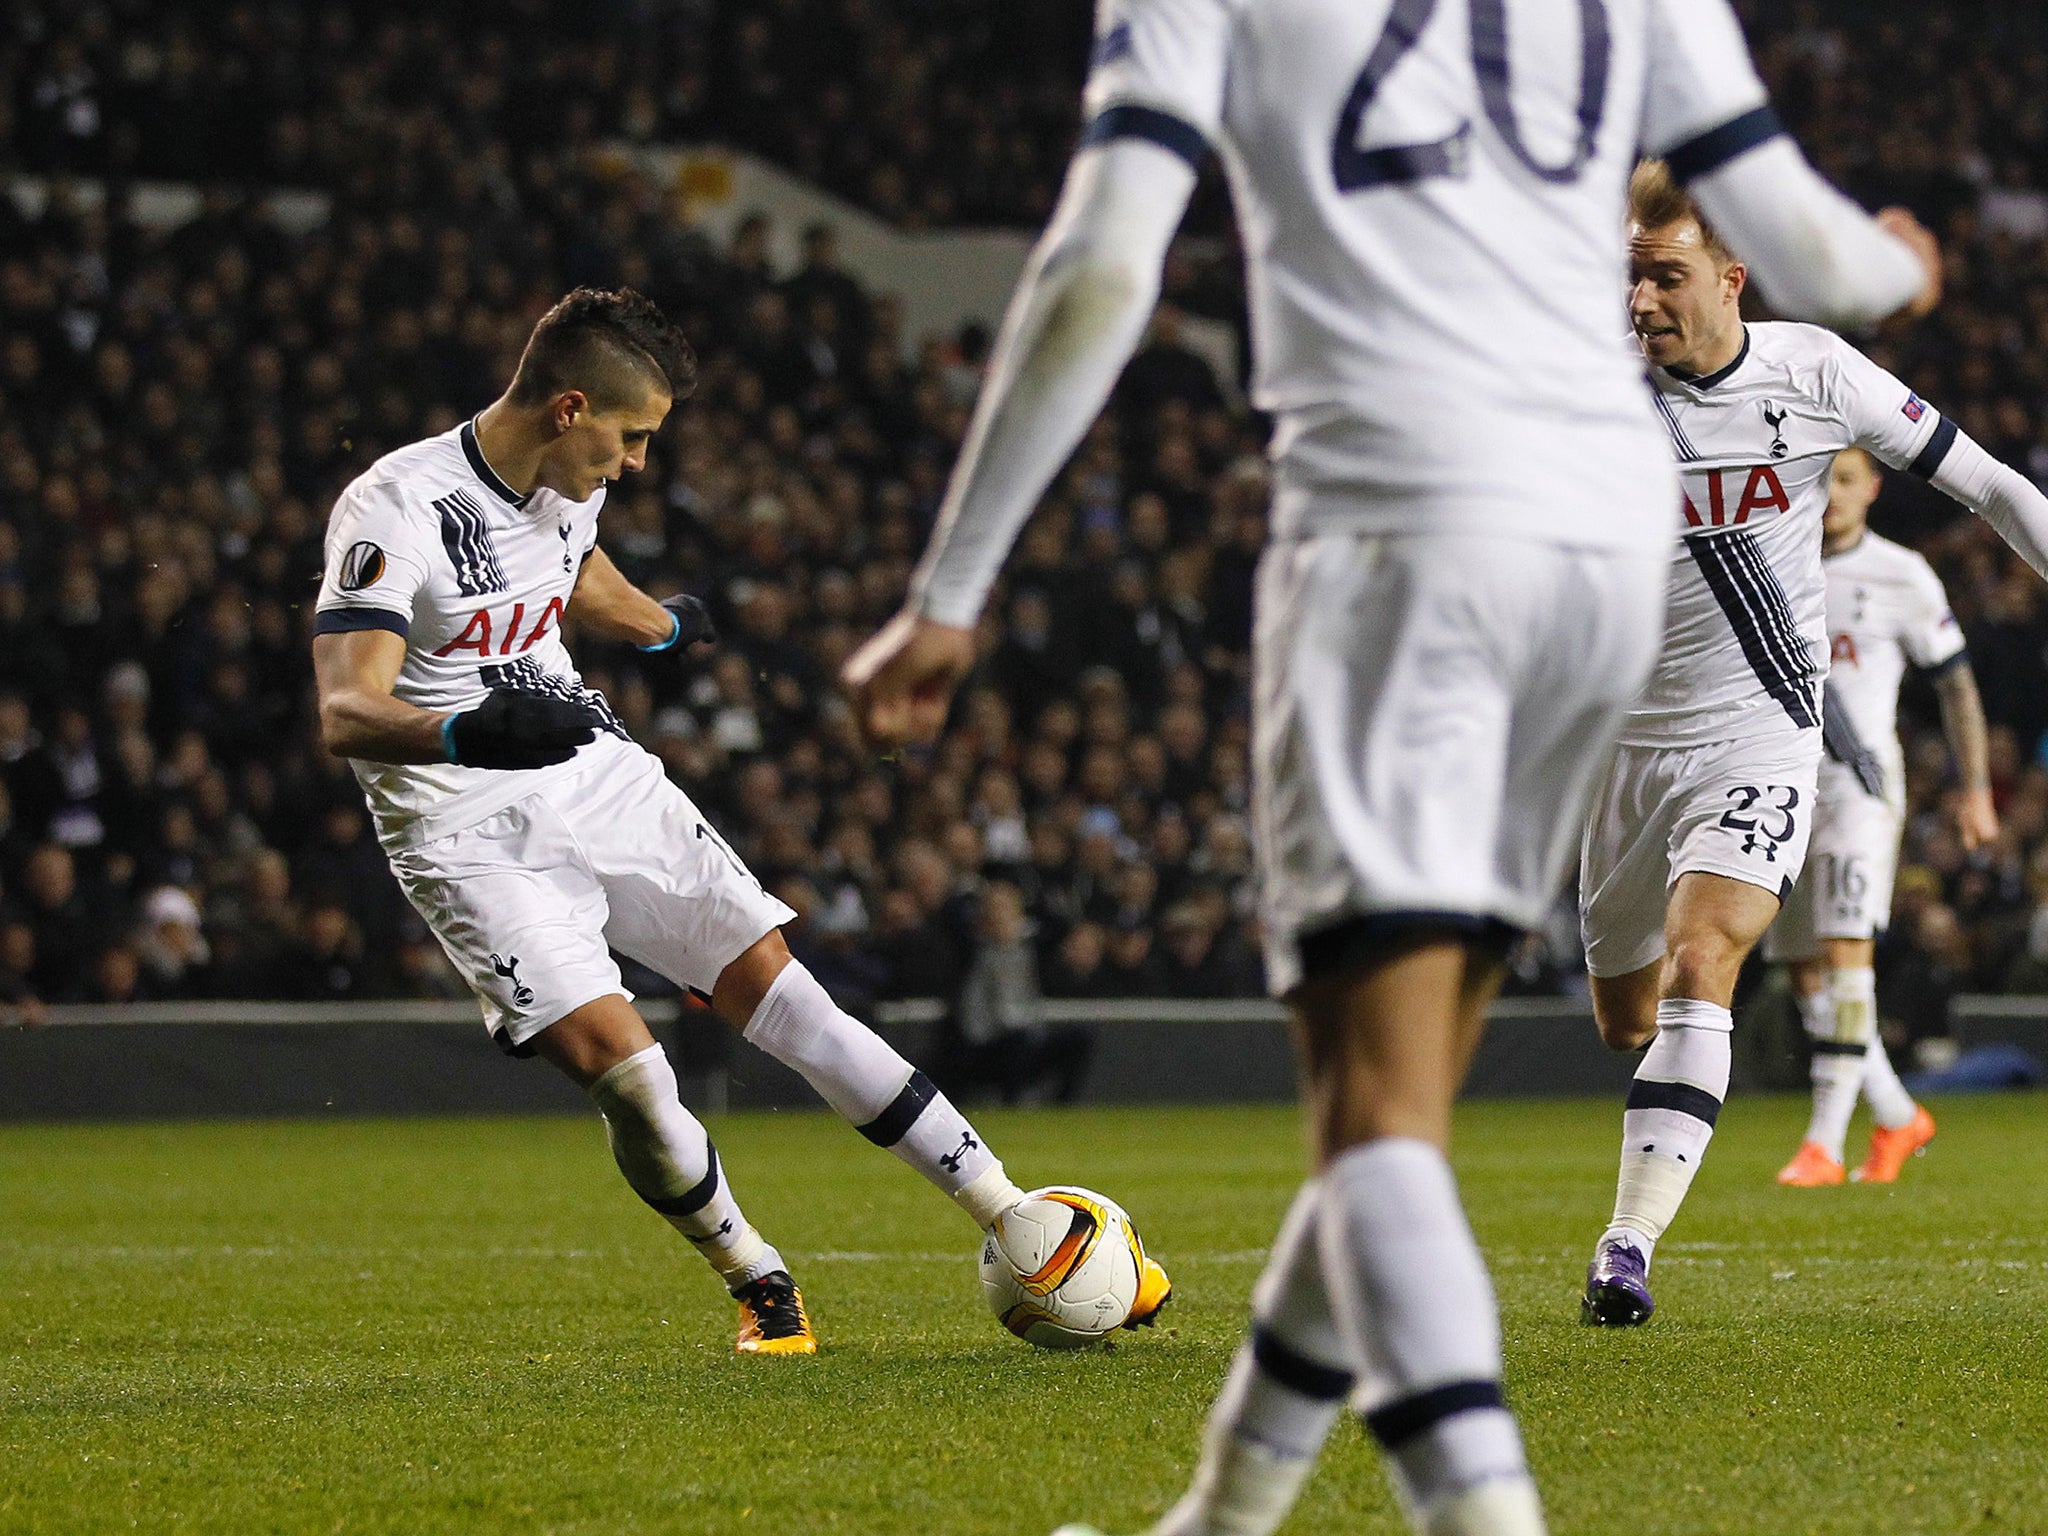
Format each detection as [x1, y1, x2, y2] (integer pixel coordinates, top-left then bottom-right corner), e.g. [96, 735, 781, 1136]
[3, 0, 2048, 1062]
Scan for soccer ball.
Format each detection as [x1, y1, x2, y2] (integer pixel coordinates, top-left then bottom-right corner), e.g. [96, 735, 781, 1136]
[980, 1185, 1147, 1348]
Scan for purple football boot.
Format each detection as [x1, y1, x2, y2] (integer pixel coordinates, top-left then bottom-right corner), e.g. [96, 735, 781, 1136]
[1581, 1237, 1654, 1326]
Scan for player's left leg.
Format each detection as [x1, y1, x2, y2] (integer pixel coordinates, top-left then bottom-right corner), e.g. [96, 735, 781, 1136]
[1778, 931, 1874, 1184]
[1774, 785, 1897, 1183]
[1836, 927, 1936, 1183]
[1585, 870, 1783, 1324]
[710, 931, 1031, 1231]
[1854, 1024, 1936, 1182]
[1302, 929, 1544, 1536]
[563, 749, 1038, 1239]
[1584, 726, 1818, 1324]
[1146, 931, 1515, 1536]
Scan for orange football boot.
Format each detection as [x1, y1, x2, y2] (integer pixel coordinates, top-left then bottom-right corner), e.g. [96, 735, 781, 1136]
[1775, 1141, 1846, 1186]
[1852, 1105, 1936, 1184]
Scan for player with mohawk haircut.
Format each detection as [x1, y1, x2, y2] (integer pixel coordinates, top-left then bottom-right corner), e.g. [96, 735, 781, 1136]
[310, 288, 1137, 1355]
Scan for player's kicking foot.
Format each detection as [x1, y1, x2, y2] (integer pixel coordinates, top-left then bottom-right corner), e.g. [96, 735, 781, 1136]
[1581, 1237, 1654, 1327]
[732, 1270, 817, 1355]
[1775, 1140, 1846, 1186]
[1124, 1255, 1174, 1329]
[1851, 1105, 1936, 1184]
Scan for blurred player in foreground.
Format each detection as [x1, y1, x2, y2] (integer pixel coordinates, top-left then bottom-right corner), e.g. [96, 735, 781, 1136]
[310, 289, 1100, 1356]
[1762, 447, 1995, 1186]
[844, 0, 1934, 1529]
[1579, 167, 2048, 1329]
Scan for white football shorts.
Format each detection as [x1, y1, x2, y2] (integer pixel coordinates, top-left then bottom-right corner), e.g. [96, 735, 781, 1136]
[1580, 728, 1821, 979]
[1253, 530, 1666, 997]
[387, 734, 795, 1052]
[1762, 764, 1903, 960]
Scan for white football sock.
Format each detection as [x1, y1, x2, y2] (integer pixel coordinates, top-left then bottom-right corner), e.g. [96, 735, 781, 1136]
[1319, 1140, 1540, 1534]
[589, 1044, 784, 1287]
[1792, 984, 1833, 1042]
[1802, 967, 1875, 1161]
[1156, 1184, 1350, 1536]
[1601, 998, 1731, 1267]
[744, 961, 1023, 1226]
[1861, 1032, 1919, 1129]
[1423, 1478, 1548, 1536]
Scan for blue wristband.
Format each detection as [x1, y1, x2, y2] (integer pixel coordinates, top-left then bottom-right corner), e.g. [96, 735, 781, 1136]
[440, 714, 461, 763]
[637, 610, 682, 653]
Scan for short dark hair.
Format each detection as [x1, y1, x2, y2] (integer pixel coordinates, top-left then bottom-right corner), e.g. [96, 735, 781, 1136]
[508, 288, 696, 410]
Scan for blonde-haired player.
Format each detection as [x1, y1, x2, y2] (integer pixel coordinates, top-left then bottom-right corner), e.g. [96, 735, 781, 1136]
[1764, 447, 1992, 1185]
[1580, 166, 2048, 1328]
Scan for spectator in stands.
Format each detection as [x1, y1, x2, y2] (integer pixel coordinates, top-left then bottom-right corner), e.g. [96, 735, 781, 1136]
[946, 881, 1091, 1104]
[21, 844, 92, 1001]
[131, 886, 210, 999]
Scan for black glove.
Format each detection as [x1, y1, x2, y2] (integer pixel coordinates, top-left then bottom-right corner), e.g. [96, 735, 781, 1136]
[1820, 682, 1886, 798]
[445, 689, 597, 769]
[638, 594, 716, 653]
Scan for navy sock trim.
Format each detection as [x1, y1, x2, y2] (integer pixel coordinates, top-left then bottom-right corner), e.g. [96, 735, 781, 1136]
[1363, 1379, 1506, 1451]
[1079, 103, 1210, 170]
[643, 1146, 722, 1218]
[1625, 1077, 1724, 1127]
[1251, 1325, 1357, 1402]
[1810, 1040, 1869, 1058]
[1663, 105, 1783, 182]
[857, 1070, 936, 1148]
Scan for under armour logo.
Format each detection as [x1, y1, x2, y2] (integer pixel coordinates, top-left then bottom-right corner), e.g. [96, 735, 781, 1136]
[1761, 401, 1788, 460]
[938, 1131, 979, 1174]
[490, 952, 536, 1008]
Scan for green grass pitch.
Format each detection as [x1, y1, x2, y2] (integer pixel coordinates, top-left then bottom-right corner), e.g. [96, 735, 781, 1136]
[4, 1094, 2047, 1535]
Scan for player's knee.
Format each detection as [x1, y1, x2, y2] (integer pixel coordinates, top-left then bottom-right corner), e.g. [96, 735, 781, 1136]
[712, 929, 794, 1029]
[1662, 927, 1746, 1002]
[1594, 1006, 1656, 1052]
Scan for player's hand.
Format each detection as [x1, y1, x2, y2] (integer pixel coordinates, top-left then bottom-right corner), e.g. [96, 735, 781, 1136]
[445, 689, 597, 769]
[840, 609, 977, 749]
[638, 594, 717, 654]
[1955, 785, 1999, 851]
[1876, 207, 1942, 319]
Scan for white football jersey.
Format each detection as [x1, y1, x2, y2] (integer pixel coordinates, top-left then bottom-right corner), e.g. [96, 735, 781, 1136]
[1620, 322, 1952, 748]
[1819, 531, 1965, 804]
[1083, 0, 1782, 551]
[314, 421, 624, 849]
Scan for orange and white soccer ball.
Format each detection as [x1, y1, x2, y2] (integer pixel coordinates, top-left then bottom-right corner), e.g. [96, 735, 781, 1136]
[980, 1185, 1148, 1348]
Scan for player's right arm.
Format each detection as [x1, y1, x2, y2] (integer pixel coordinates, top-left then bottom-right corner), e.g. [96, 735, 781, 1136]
[842, 0, 1219, 747]
[1642, 0, 1937, 328]
[312, 630, 596, 769]
[313, 628, 453, 764]
[311, 479, 595, 770]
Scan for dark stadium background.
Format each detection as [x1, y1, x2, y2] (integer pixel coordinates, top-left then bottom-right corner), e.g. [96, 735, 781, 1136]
[4, 0, 2048, 1074]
